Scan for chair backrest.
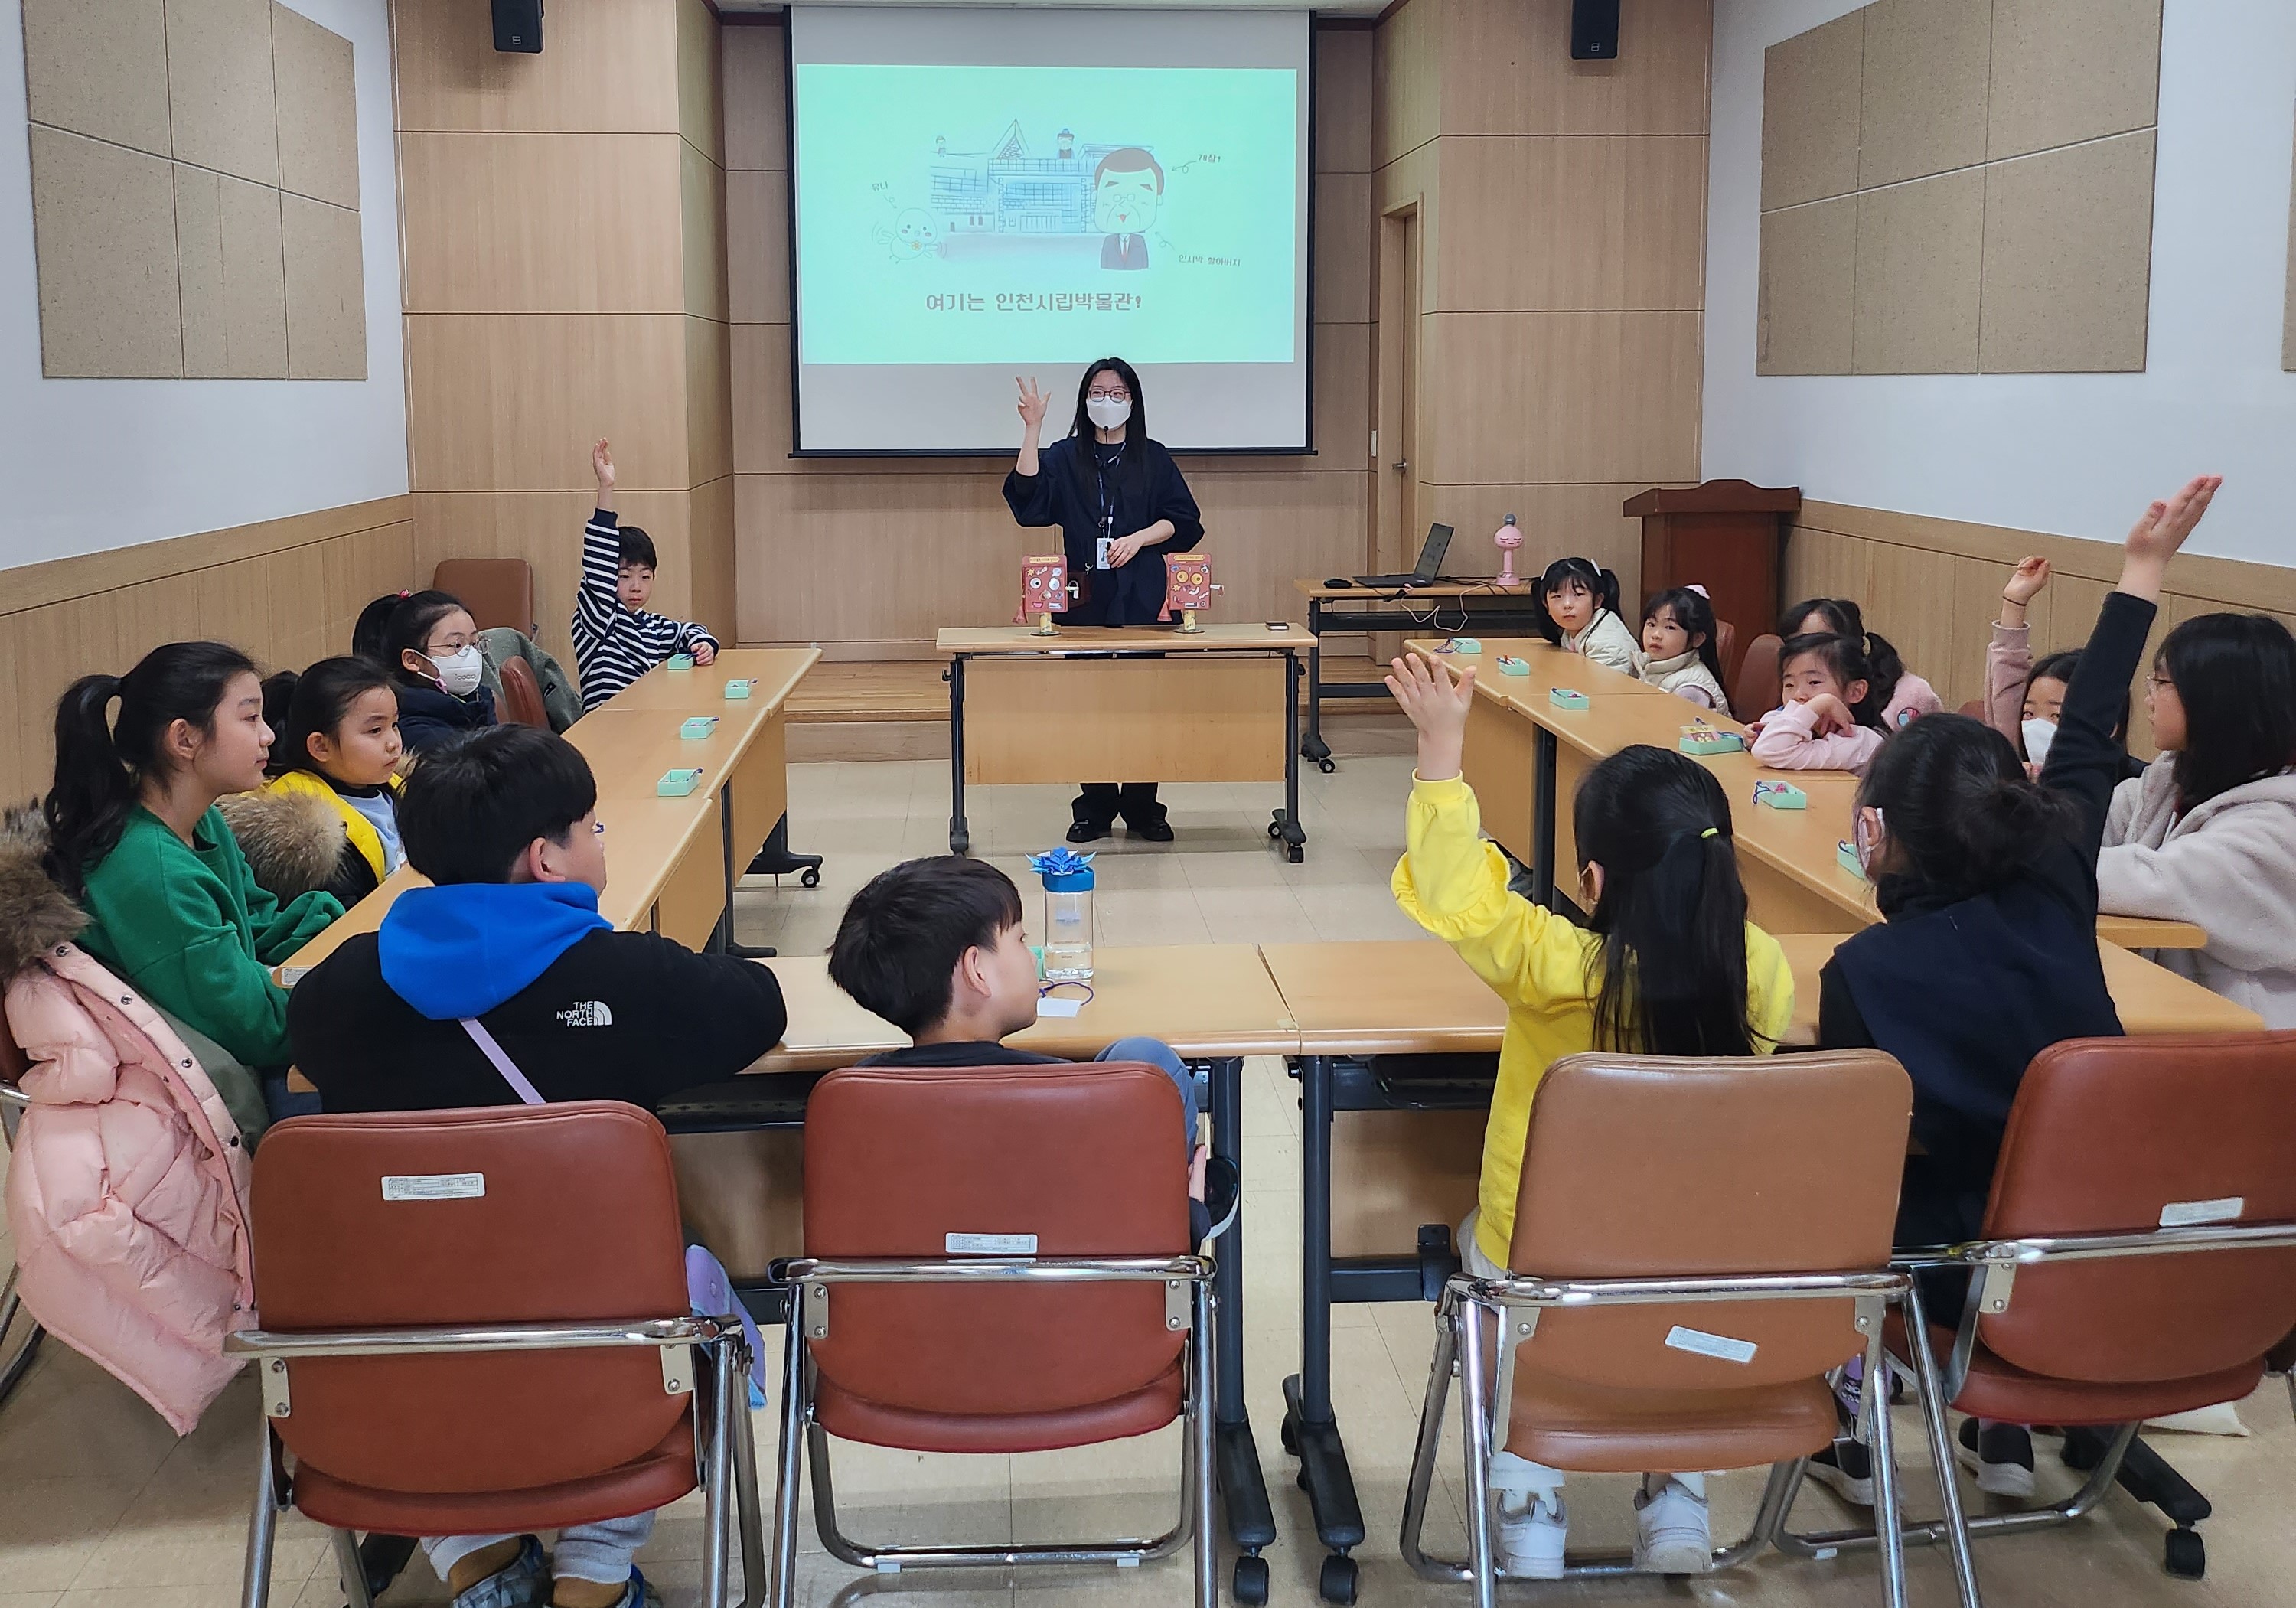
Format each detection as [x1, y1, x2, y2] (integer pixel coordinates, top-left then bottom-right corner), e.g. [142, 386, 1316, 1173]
[497, 654, 551, 729]
[1714, 619, 1739, 689]
[433, 559, 536, 637]
[1958, 699, 1985, 719]
[1979, 1032, 2296, 1384]
[251, 1101, 691, 1495]
[803, 1062, 1188, 1419]
[1508, 1050, 1912, 1390]
[1731, 633, 1782, 724]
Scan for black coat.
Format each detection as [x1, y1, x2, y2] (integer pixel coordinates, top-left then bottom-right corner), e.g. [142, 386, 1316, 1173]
[393, 680, 497, 755]
[1004, 435, 1204, 627]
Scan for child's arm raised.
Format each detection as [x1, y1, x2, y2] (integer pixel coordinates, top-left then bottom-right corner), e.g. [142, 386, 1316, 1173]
[1386, 649, 1473, 780]
[1986, 557, 2047, 743]
[575, 439, 624, 646]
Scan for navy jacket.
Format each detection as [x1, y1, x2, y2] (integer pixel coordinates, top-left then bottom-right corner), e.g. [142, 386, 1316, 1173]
[393, 679, 497, 755]
[1004, 435, 1204, 627]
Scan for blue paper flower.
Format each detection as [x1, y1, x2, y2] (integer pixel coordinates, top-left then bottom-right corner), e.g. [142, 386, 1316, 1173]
[1026, 846, 1097, 879]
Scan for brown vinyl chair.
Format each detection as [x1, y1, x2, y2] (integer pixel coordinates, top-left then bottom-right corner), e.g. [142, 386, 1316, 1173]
[1732, 633, 1782, 724]
[497, 654, 552, 729]
[771, 1062, 1216, 1608]
[228, 1102, 763, 1608]
[433, 559, 537, 638]
[1958, 699, 1985, 719]
[0, 1026, 46, 1406]
[1714, 619, 1740, 690]
[1399, 1050, 1968, 1608]
[1784, 1031, 2296, 1589]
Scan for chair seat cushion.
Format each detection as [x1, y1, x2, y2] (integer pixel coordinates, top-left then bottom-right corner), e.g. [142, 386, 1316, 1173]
[1504, 1367, 1838, 1474]
[292, 1416, 697, 1535]
[1897, 1318, 2266, 1427]
[816, 1361, 1182, 1453]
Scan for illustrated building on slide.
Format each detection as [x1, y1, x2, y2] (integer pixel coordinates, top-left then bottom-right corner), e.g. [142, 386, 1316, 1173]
[928, 120, 1151, 236]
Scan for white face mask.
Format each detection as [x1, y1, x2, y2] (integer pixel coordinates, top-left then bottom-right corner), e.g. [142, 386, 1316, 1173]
[2021, 716, 2056, 768]
[426, 644, 485, 697]
[1085, 395, 1131, 431]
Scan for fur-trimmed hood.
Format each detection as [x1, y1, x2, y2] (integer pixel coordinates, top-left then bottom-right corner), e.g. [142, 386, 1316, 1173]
[217, 785, 348, 902]
[0, 804, 85, 985]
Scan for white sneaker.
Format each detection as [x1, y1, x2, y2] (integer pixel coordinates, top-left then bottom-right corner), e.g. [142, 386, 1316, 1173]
[1633, 1478, 1714, 1575]
[1493, 1489, 1567, 1579]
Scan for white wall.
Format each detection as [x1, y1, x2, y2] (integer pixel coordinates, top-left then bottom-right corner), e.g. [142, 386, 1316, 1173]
[0, 0, 406, 572]
[1704, 0, 2296, 567]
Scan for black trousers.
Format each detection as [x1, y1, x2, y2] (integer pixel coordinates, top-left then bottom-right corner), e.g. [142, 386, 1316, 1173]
[1073, 782, 1165, 828]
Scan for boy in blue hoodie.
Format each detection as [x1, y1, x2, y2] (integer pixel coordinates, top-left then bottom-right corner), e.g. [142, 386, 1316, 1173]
[286, 724, 786, 1608]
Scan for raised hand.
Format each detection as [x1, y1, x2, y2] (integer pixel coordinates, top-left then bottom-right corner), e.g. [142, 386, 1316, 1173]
[2125, 475, 2220, 567]
[1016, 377, 1049, 432]
[592, 438, 615, 491]
[1385, 651, 1476, 780]
[2003, 556, 2050, 607]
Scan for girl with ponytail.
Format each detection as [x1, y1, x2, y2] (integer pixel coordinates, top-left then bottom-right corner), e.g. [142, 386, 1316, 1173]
[1532, 556, 1638, 671]
[1812, 476, 2221, 1505]
[1385, 649, 1792, 1577]
[41, 642, 345, 1114]
[1779, 596, 1942, 729]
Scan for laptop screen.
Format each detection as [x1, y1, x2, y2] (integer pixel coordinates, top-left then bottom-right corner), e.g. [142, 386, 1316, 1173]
[1413, 523, 1454, 582]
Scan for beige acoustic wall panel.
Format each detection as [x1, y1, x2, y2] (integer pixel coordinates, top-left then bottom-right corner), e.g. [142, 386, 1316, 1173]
[271, 1, 360, 208]
[282, 195, 368, 379]
[1979, 130, 2155, 373]
[165, 0, 279, 186]
[175, 167, 290, 378]
[2285, 107, 2296, 372]
[1761, 9, 1861, 210]
[1856, 0, 1990, 188]
[28, 126, 183, 378]
[20, 0, 173, 158]
[1757, 194, 1854, 375]
[1854, 168, 1982, 373]
[1987, 0, 2162, 161]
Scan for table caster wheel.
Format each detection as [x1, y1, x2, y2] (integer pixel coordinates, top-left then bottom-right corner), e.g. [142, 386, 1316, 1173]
[1280, 1413, 1300, 1457]
[1318, 756, 1337, 775]
[2165, 1527, 2204, 1579]
[1268, 819, 1283, 840]
[1319, 1554, 1359, 1605]
[1287, 844, 1304, 863]
[1233, 1553, 1270, 1605]
[950, 832, 970, 856]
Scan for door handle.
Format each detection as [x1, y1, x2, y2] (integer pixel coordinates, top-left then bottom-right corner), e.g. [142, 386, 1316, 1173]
[1391, 458, 1409, 472]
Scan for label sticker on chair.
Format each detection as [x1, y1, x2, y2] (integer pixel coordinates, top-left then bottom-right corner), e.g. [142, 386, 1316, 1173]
[381, 1173, 487, 1202]
[2159, 1196, 2244, 1228]
[945, 1232, 1037, 1255]
[1664, 1325, 1757, 1365]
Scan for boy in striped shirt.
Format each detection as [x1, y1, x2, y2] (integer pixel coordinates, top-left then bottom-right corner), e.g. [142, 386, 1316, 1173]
[572, 438, 720, 711]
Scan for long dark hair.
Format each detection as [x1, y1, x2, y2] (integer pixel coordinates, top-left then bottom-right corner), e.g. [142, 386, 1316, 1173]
[1068, 357, 1150, 471]
[1857, 713, 2080, 911]
[351, 591, 409, 664]
[1782, 597, 1907, 714]
[1572, 745, 1759, 1056]
[1779, 631, 1887, 729]
[1642, 586, 1726, 689]
[2161, 612, 2296, 807]
[381, 590, 471, 688]
[1534, 556, 1623, 645]
[43, 641, 259, 895]
[263, 657, 398, 781]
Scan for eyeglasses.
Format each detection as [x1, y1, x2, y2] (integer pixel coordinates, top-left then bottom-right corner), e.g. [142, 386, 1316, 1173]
[1087, 389, 1130, 402]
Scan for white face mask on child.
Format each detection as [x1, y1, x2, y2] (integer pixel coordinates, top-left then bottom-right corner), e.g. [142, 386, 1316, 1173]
[2021, 717, 2056, 768]
[426, 644, 485, 697]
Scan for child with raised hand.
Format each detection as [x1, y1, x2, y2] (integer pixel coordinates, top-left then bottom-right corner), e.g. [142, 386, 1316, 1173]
[1385, 648, 1793, 1580]
[1532, 556, 1638, 671]
[1779, 597, 1939, 729]
[2099, 602, 2296, 1027]
[1813, 475, 2219, 1504]
[223, 657, 406, 908]
[1632, 585, 1730, 713]
[1984, 557, 2144, 778]
[574, 438, 719, 713]
[1748, 633, 1889, 775]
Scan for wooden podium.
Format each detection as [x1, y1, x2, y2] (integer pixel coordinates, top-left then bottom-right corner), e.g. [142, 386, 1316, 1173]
[1624, 481, 1802, 682]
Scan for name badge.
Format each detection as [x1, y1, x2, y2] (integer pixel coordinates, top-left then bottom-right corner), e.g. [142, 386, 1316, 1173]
[1094, 536, 1114, 569]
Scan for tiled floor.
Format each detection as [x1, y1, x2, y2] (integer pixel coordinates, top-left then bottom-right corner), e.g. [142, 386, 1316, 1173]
[4, 735, 2293, 1607]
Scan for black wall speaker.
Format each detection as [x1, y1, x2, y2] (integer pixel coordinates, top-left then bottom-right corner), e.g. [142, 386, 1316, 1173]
[493, 0, 543, 54]
[1570, 0, 1621, 60]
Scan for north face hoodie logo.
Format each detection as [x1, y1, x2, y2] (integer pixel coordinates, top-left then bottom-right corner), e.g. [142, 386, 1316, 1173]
[556, 1001, 615, 1028]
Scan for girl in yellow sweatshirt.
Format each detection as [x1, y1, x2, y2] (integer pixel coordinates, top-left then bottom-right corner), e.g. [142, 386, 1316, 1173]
[1385, 650, 1795, 1579]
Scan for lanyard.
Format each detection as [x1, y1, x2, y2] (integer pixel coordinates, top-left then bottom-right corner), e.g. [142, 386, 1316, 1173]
[1094, 446, 1124, 540]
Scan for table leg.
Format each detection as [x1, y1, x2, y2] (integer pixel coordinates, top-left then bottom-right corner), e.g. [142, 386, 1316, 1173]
[1284, 1055, 1365, 1596]
[946, 656, 970, 856]
[1204, 1055, 1277, 1590]
[1531, 726, 1557, 910]
[1270, 654, 1308, 863]
[718, 786, 777, 960]
[1303, 602, 1335, 772]
[745, 815, 822, 886]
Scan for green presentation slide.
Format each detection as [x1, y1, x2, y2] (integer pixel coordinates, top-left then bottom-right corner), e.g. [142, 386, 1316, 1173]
[794, 63, 1299, 366]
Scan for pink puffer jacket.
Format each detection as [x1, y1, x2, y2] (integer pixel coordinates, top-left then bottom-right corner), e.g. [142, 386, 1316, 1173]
[1, 807, 253, 1434]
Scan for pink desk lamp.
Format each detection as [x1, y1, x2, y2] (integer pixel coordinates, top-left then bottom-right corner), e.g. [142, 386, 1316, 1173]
[1492, 514, 1526, 588]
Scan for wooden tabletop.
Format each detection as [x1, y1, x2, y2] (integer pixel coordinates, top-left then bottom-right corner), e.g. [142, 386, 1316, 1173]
[584, 647, 819, 713]
[752, 945, 1302, 1071]
[938, 623, 1305, 654]
[1295, 578, 1540, 602]
[1259, 940, 1507, 1057]
[563, 703, 774, 801]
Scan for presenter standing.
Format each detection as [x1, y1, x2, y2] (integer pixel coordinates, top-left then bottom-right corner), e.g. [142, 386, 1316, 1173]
[1006, 357, 1204, 843]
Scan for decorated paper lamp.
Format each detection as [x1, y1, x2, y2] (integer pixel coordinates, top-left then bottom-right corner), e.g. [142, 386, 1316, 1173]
[1160, 552, 1220, 632]
[1019, 553, 1070, 635]
[1492, 514, 1525, 588]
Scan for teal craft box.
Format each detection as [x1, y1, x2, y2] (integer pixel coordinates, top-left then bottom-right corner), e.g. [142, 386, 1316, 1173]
[657, 768, 705, 797]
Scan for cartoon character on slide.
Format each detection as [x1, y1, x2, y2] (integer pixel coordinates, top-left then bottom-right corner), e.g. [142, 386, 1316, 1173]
[1094, 148, 1162, 271]
[873, 207, 941, 263]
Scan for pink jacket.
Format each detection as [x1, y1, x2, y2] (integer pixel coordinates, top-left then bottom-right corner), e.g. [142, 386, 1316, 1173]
[1750, 698, 1886, 776]
[1, 810, 253, 1434]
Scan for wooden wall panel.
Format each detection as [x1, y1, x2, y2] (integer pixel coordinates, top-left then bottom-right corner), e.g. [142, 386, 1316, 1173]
[1422, 481, 1694, 596]
[1435, 136, 1706, 311]
[1316, 28, 1376, 175]
[726, 169, 791, 326]
[686, 316, 734, 489]
[722, 24, 787, 173]
[391, 0, 680, 135]
[1441, 0, 1711, 137]
[1375, 0, 1441, 168]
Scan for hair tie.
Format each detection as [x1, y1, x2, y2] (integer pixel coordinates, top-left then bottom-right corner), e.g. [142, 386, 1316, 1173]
[1687, 583, 1709, 598]
[1700, 826, 1720, 839]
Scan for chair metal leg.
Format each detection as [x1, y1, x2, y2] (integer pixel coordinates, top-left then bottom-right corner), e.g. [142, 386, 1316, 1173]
[1863, 1326, 1910, 1608]
[241, 1427, 282, 1608]
[1904, 1282, 1984, 1608]
[732, 1349, 768, 1608]
[1456, 1297, 1499, 1608]
[332, 1530, 374, 1608]
[770, 1315, 807, 1608]
[702, 1340, 737, 1608]
[1399, 1306, 1466, 1583]
[1192, 1283, 1218, 1608]
[0, 1264, 44, 1410]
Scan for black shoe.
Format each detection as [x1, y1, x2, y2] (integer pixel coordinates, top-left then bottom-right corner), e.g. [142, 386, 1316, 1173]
[1199, 1156, 1241, 1243]
[1957, 1417, 2036, 1499]
[1805, 1435, 1874, 1506]
[1066, 819, 1113, 843]
[1127, 817, 1175, 843]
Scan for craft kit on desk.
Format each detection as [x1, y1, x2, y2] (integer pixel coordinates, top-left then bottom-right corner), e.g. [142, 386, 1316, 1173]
[680, 716, 719, 739]
[667, 654, 693, 670]
[1753, 780, 1808, 811]
[1838, 840, 1868, 879]
[1678, 720, 1746, 755]
[1548, 687, 1590, 709]
[1441, 637, 1482, 654]
[724, 678, 754, 699]
[1495, 655, 1531, 676]
[657, 767, 705, 797]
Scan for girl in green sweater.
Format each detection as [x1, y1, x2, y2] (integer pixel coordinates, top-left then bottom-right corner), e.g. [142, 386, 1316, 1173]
[43, 642, 344, 1123]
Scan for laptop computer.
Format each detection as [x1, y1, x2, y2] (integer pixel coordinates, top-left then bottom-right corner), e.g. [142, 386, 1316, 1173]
[1354, 523, 1454, 589]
